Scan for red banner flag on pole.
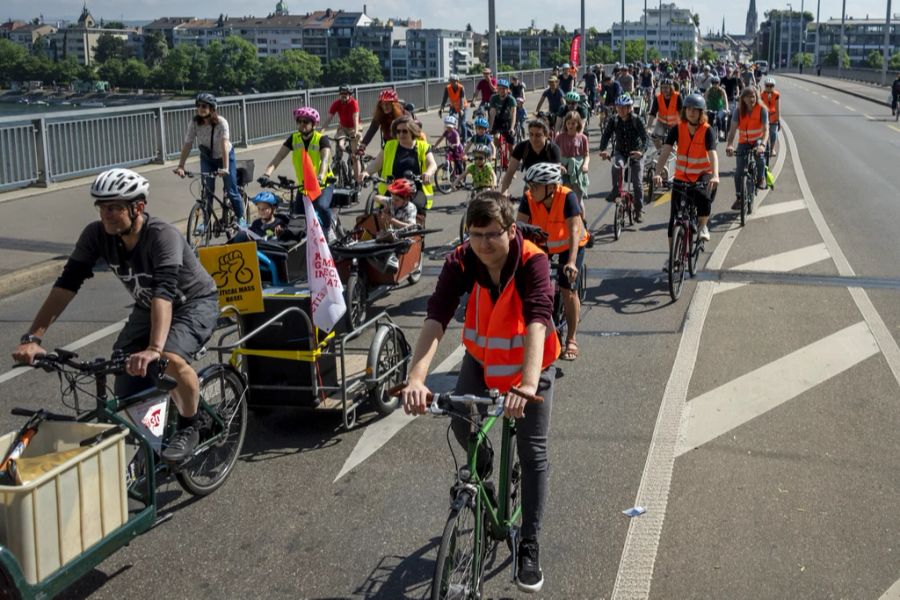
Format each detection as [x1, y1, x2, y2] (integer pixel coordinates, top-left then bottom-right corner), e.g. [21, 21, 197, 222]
[570, 34, 581, 68]
[302, 150, 322, 201]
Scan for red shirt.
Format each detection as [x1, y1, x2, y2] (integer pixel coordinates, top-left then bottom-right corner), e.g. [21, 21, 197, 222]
[328, 98, 359, 128]
[476, 78, 498, 103]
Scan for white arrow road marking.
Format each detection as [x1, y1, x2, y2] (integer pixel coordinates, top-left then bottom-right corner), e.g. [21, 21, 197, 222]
[334, 343, 467, 482]
[0, 319, 127, 385]
[676, 321, 879, 457]
[714, 243, 831, 294]
[750, 199, 807, 219]
[879, 577, 900, 599]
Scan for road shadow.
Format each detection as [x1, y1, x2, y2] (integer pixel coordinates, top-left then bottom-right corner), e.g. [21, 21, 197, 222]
[61, 564, 134, 600]
[588, 274, 672, 314]
[347, 537, 440, 599]
[238, 408, 347, 463]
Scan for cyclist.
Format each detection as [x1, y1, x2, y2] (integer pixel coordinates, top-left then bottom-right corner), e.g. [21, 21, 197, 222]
[581, 67, 598, 111]
[476, 67, 498, 107]
[375, 178, 419, 272]
[725, 86, 769, 211]
[556, 111, 591, 205]
[359, 89, 405, 154]
[652, 94, 720, 245]
[599, 93, 649, 222]
[516, 162, 588, 362]
[759, 77, 781, 159]
[647, 78, 682, 150]
[433, 115, 466, 177]
[694, 64, 713, 95]
[321, 84, 361, 181]
[534, 76, 565, 130]
[555, 91, 589, 134]
[892, 73, 900, 116]
[599, 74, 623, 122]
[638, 64, 655, 104]
[361, 115, 437, 209]
[259, 106, 335, 233]
[617, 65, 635, 95]
[740, 64, 756, 89]
[705, 76, 729, 141]
[558, 62, 575, 93]
[439, 74, 470, 145]
[489, 79, 518, 158]
[457, 144, 497, 190]
[500, 118, 562, 194]
[722, 66, 743, 106]
[464, 116, 495, 160]
[12, 169, 219, 464]
[401, 191, 559, 592]
[509, 74, 527, 101]
[174, 93, 245, 227]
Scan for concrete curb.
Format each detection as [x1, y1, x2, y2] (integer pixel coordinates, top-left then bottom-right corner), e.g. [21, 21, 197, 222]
[783, 74, 890, 107]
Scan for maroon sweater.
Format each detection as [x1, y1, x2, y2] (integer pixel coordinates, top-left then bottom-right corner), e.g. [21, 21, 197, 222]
[426, 230, 554, 331]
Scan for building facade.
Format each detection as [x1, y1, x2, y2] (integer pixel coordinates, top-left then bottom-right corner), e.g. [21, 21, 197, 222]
[405, 29, 474, 79]
[814, 16, 899, 66]
[48, 6, 135, 66]
[611, 3, 701, 60]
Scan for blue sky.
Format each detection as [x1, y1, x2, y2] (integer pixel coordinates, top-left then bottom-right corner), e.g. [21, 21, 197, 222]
[3, 0, 892, 34]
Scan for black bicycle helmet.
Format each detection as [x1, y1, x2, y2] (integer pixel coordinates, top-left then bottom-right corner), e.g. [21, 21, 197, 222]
[195, 92, 218, 109]
[684, 93, 706, 110]
[339, 83, 351, 93]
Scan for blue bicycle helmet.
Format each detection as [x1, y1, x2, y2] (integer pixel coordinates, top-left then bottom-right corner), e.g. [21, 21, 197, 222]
[474, 116, 489, 128]
[497, 79, 510, 88]
[251, 191, 278, 206]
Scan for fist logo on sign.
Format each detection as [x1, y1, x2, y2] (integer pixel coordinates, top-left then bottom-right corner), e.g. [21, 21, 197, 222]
[212, 250, 255, 287]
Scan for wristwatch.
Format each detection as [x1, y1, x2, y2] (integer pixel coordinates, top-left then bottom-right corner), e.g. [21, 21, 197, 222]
[20, 333, 42, 345]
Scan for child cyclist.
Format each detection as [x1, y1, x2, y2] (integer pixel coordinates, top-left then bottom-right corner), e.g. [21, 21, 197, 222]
[464, 116, 495, 160]
[401, 191, 559, 593]
[433, 114, 466, 177]
[455, 144, 497, 190]
[373, 178, 419, 273]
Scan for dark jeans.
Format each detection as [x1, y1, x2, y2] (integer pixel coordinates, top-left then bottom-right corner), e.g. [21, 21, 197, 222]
[610, 154, 645, 209]
[200, 148, 244, 220]
[735, 143, 766, 194]
[450, 352, 555, 541]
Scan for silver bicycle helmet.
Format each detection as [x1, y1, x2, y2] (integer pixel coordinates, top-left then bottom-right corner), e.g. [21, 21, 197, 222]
[683, 93, 707, 110]
[90, 168, 150, 202]
[523, 162, 562, 185]
[472, 144, 492, 157]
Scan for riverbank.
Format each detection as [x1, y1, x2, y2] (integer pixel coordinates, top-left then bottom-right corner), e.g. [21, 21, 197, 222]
[0, 89, 191, 116]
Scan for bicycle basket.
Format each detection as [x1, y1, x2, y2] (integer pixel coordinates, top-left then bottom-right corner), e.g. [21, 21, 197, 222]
[236, 160, 255, 187]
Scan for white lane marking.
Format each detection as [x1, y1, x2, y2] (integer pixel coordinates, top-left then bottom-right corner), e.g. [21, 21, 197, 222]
[0, 319, 127, 385]
[845, 105, 856, 112]
[676, 321, 878, 457]
[782, 121, 900, 403]
[878, 577, 900, 599]
[864, 114, 877, 121]
[831, 99, 841, 105]
[334, 343, 467, 482]
[750, 199, 806, 219]
[714, 243, 831, 294]
[610, 128, 789, 599]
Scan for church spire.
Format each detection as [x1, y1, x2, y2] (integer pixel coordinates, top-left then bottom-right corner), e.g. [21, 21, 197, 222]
[745, 0, 758, 36]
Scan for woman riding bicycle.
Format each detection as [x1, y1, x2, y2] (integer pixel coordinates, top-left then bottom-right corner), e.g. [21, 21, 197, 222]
[361, 115, 437, 209]
[174, 93, 246, 227]
[653, 94, 720, 247]
[400, 191, 559, 593]
[359, 88, 406, 154]
[725, 86, 769, 211]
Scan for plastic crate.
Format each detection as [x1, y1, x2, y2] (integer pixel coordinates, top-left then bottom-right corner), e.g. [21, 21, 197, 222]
[0, 421, 128, 585]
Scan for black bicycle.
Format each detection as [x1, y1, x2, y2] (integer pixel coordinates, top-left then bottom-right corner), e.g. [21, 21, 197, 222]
[667, 180, 707, 302]
[734, 142, 764, 227]
[183, 163, 252, 251]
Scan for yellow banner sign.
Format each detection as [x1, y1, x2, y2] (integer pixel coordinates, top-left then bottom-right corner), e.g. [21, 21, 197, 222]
[199, 242, 264, 314]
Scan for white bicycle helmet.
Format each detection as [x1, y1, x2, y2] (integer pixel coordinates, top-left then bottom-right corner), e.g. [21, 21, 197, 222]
[524, 162, 562, 185]
[91, 168, 149, 202]
[472, 144, 492, 157]
[764, 77, 776, 86]
[443, 115, 458, 126]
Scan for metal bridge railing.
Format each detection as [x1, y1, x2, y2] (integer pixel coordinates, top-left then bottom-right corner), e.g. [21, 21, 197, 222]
[0, 68, 553, 191]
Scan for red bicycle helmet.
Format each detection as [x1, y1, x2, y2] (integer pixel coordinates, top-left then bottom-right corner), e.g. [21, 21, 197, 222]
[378, 89, 399, 102]
[386, 178, 416, 198]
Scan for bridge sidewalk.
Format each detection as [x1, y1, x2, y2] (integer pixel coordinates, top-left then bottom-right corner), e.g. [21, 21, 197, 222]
[784, 73, 892, 107]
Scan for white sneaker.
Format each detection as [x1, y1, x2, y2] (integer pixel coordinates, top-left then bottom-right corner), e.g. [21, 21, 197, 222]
[386, 253, 400, 273]
[699, 225, 710, 242]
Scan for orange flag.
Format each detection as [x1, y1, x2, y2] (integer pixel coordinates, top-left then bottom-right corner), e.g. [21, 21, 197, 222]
[301, 150, 322, 201]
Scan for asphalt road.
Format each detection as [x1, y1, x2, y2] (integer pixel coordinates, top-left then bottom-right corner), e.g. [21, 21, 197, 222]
[1, 78, 900, 599]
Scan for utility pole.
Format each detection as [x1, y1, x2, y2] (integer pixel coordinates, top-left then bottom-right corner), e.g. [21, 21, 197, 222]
[621, 0, 626, 63]
[778, 13, 783, 67]
[787, 3, 793, 69]
[644, 0, 649, 63]
[581, 0, 586, 73]
[838, 0, 846, 75]
[669, 3, 674, 59]
[488, 0, 497, 74]
[658, 0, 663, 60]
[800, 0, 805, 55]
[814, 0, 821, 66]
[881, 0, 893, 85]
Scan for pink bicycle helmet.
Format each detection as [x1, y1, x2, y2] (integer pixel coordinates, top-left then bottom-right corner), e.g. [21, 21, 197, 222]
[293, 106, 320, 123]
[379, 89, 399, 102]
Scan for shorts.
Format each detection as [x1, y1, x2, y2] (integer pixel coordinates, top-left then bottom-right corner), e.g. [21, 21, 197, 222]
[447, 144, 465, 162]
[667, 180, 714, 238]
[113, 295, 219, 397]
[555, 245, 586, 291]
[336, 127, 359, 152]
[491, 123, 515, 145]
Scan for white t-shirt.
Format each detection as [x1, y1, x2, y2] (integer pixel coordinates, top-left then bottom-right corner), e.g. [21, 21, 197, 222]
[184, 116, 232, 159]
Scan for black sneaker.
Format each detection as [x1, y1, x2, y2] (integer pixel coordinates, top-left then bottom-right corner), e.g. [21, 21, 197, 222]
[731, 198, 741, 211]
[161, 425, 199, 464]
[517, 537, 544, 593]
[634, 209, 644, 223]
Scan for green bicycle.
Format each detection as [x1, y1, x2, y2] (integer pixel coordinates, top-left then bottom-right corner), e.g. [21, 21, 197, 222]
[395, 385, 541, 600]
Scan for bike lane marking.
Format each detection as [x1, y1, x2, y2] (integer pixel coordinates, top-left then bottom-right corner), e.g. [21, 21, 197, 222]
[713, 243, 831, 294]
[749, 198, 806, 219]
[333, 343, 467, 482]
[0, 319, 127, 385]
[676, 321, 879, 456]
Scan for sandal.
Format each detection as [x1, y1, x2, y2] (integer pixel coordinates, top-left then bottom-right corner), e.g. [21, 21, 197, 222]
[560, 339, 579, 361]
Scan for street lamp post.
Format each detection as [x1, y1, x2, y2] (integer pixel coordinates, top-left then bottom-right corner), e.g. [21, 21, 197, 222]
[787, 3, 793, 69]
[881, 0, 893, 85]
[778, 13, 783, 67]
[814, 0, 821, 67]
[644, 0, 649, 63]
[581, 0, 586, 73]
[800, 0, 805, 56]
[838, 0, 846, 75]
[658, 0, 663, 60]
[621, 0, 626, 64]
[488, 0, 497, 74]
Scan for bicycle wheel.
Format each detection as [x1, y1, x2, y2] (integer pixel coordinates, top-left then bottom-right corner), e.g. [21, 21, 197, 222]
[431, 491, 486, 600]
[364, 187, 379, 215]
[436, 162, 454, 194]
[502, 422, 521, 547]
[186, 202, 210, 250]
[645, 165, 655, 199]
[688, 226, 699, 276]
[740, 176, 749, 227]
[668, 226, 687, 301]
[626, 196, 634, 226]
[577, 267, 587, 302]
[367, 324, 408, 416]
[344, 271, 367, 331]
[459, 213, 468, 244]
[176, 365, 247, 496]
[613, 202, 623, 240]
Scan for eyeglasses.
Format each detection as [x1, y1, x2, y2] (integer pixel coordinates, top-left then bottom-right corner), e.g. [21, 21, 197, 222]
[396, 128, 410, 134]
[468, 228, 508, 243]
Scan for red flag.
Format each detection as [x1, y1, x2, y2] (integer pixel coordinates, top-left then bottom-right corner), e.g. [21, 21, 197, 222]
[570, 34, 581, 68]
[302, 150, 321, 201]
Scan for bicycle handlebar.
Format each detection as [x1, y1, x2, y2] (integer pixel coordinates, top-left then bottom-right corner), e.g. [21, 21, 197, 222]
[19, 350, 176, 391]
[388, 383, 543, 414]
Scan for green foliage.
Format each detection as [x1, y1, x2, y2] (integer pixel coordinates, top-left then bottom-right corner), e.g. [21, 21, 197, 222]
[625, 40, 660, 63]
[792, 52, 814, 67]
[102, 21, 126, 30]
[96, 58, 124, 85]
[154, 45, 193, 91]
[699, 48, 718, 63]
[866, 49, 885, 69]
[551, 23, 567, 36]
[93, 33, 131, 63]
[323, 47, 382, 86]
[206, 35, 260, 92]
[142, 31, 168, 68]
[79, 63, 99, 82]
[0, 39, 28, 85]
[120, 58, 150, 88]
[259, 49, 322, 91]
[823, 44, 849, 68]
[587, 44, 615, 66]
[52, 57, 81, 84]
[890, 52, 900, 69]
[522, 51, 540, 70]
[677, 41, 695, 60]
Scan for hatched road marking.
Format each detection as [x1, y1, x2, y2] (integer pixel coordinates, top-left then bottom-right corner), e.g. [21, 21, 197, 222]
[750, 198, 807, 219]
[676, 321, 879, 457]
[714, 243, 831, 294]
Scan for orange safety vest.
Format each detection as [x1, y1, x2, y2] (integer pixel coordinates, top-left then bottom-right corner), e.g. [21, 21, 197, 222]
[446, 84, 468, 112]
[738, 103, 766, 144]
[674, 121, 712, 182]
[760, 90, 780, 123]
[656, 92, 680, 127]
[462, 240, 561, 391]
[525, 185, 589, 254]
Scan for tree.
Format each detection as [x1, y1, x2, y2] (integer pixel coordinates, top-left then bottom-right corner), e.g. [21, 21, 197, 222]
[692, 13, 700, 27]
[793, 52, 814, 67]
[626, 40, 662, 63]
[52, 57, 81, 85]
[97, 58, 125, 86]
[890, 52, 900, 69]
[551, 23, 567, 36]
[587, 44, 615, 66]
[866, 49, 884, 69]
[823, 44, 849, 68]
[699, 48, 718, 63]
[259, 49, 322, 91]
[142, 31, 168, 68]
[522, 51, 540, 70]
[323, 47, 382, 86]
[120, 58, 150, 89]
[102, 20, 126, 30]
[677, 41, 695, 60]
[206, 35, 260, 92]
[154, 44, 192, 91]
[0, 39, 28, 85]
[78, 63, 99, 82]
[93, 33, 130, 63]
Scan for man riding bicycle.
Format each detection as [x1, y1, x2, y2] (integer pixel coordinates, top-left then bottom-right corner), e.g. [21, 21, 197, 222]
[321, 84, 362, 181]
[725, 87, 769, 211]
[401, 191, 559, 593]
[599, 94, 650, 222]
[489, 79, 518, 152]
[439, 73, 470, 145]
[12, 169, 220, 464]
[759, 77, 781, 159]
[555, 91, 589, 134]
[534, 76, 564, 130]
[647, 78, 682, 150]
